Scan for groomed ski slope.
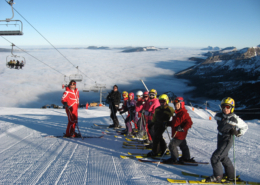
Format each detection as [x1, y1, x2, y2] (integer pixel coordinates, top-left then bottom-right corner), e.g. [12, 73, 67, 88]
[0, 105, 259, 184]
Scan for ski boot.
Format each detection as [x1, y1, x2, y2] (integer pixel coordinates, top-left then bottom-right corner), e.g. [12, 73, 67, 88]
[147, 151, 156, 157]
[126, 133, 134, 138]
[72, 132, 81, 138]
[162, 158, 178, 164]
[179, 157, 196, 163]
[203, 175, 222, 183]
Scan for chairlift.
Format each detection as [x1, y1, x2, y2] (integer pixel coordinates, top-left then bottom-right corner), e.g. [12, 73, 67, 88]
[69, 66, 83, 82]
[6, 43, 26, 69]
[0, 1, 23, 36]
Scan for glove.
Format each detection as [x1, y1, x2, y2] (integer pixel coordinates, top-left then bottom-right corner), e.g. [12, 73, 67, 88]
[119, 111, 123, 115]
[227, 117, 238, 125]
[145, 111, 150, 116]
[163, 121, 168, 128]
[148, 122, 154, 129]
[230, 128, 241, 137]
[176, 125, 184, 132]
[63, 102, 68, 108]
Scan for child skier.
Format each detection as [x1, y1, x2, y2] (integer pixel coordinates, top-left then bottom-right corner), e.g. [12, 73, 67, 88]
[61, 80, 80, 137]
[163, 97, 194, 164]
[120, 92, 136, 137]
[135, 91, 145, 137]
[205, 97, 248, 183]
[143, 89, 160, 143]
[147, 94, 175, 156]
[118, 91, 129, 134]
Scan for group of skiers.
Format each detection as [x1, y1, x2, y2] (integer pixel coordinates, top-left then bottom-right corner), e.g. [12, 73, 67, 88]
[61, 81, 248, 183]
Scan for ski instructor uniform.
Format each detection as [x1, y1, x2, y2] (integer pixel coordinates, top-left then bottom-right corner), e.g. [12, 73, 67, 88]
[61, 80, 80, 137]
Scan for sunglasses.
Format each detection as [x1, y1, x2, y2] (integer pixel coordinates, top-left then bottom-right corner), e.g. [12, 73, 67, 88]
[159, 100, 166, 103]
[174, 99, 183, 103]
[144, 96, 149, 98]
[221, 105, 232, 110]
[70, 83, 76, 86]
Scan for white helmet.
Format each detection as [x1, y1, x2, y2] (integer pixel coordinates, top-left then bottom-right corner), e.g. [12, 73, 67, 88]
[136, 91, 143, 98]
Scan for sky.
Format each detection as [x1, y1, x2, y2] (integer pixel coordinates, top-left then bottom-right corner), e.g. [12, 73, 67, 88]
[0, 0, 259, 48]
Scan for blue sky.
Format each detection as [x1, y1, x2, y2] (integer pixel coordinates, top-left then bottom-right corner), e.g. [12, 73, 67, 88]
[0, 0, 259, 48]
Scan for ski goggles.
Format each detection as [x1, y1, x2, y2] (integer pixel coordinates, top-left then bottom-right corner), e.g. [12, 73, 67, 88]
[221, 104, 232, 110]
[70, 82, 76, 86]
[159, 100, 166, 103]
[149, 93, 155, 97]
[144, 95, 149, 98]
[174, 99, 183, 103]
[137, 95, 143, 98]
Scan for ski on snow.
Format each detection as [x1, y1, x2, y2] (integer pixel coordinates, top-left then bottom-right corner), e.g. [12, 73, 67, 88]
[45, 135, 104, 139]
[137, 159, 198, 166]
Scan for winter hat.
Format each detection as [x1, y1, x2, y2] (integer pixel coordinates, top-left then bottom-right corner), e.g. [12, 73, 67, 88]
[113, 85, 118, 89]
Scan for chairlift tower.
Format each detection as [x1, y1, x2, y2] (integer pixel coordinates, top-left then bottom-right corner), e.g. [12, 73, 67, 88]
[83, 83, 106, 105]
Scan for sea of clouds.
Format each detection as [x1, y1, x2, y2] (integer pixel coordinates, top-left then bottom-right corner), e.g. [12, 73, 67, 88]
[0, 47, 204, 108]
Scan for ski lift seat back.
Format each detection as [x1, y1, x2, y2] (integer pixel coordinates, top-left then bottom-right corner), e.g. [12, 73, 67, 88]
[69, 74, 83, 82]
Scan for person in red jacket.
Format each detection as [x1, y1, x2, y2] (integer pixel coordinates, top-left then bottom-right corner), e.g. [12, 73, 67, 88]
[135, 91, 145, 137]
[163, 97, 194, 164]
[118, 91, 129, 134]
[61, 80, 80, 137]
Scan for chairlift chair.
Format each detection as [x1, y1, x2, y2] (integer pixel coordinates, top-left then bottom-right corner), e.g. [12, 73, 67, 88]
[69, 66, 83, 82]
[6, 43, 26, 69]
[0, 1, 23, 36]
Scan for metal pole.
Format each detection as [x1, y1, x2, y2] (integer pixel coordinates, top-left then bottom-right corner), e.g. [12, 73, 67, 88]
[233, 135, 236, 185]
[140, 80, 149, 92]
[157, 131, 178, 167]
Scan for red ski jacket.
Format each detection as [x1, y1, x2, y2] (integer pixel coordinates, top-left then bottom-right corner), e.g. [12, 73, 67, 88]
[61, 87, 79, 108]
[136, 99, 144, 117]
[170, 107, 192, 140]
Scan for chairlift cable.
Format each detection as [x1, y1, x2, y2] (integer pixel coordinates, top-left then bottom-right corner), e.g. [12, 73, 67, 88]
[1, 36, 66, 76]
[5, 0, 95, 82]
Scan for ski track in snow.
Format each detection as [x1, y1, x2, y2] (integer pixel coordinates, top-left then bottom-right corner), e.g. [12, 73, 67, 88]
[0, 107, 259, 184]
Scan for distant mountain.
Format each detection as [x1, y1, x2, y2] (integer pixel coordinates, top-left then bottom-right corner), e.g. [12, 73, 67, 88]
[0, 48, 11, 52]
[175, 47, 260, 117]
[201, 46, 220, 51]
[87, 46, 110, 50]
[122, 46, 160, 52]
[257, 44, 260, 48]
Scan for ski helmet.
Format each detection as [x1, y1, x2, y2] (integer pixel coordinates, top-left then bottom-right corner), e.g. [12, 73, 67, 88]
[143, 91, 149, 96]
[122, 91, 128, 98]
[149, 89, 157, 98]
[221, 97, 235, 113]
[174, 97, 185, 109]
[136, 91, 143, 98]
[159, 94, 169, 104]
[129, 92, 134, 99]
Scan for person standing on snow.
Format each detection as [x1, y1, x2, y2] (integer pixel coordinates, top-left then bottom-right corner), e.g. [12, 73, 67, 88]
[118, 91, 129, 134]
[163, 97, 194, 164]
[61, 80, 80, 137]
[205, 97, 248, 183]
[147, 94, 175, 157]
[107, 85, 121, 128]
[120, 92, 136, 137]
[143, 89, 160, 144]
[135, 91, 146, 138]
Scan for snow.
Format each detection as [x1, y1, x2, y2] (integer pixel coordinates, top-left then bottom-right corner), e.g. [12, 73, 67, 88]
[0, 106, 259, 184]
[0, 48, 203, 108]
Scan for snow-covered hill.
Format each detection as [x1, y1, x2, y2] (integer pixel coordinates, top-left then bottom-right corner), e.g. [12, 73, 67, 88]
[175, 47, 260, 115]
[0, 106, 259, 184]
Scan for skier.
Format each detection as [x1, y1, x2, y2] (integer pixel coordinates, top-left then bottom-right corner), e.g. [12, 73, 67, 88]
[120, 92, 136, 137]
[106, 85, 121, 128]
[163, 97, 194, 164]
[147, 94, 175, 156]
[118, 91, 129, 134]
[61, 80, 80, 137]
[205, 97, 248, 183]
[135, 91, 145, 137]
[143, 89, 160, 143]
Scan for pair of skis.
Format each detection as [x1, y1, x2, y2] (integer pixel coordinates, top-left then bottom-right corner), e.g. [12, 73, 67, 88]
[45, 135, 104, 139]
[167, 171, 260, 184]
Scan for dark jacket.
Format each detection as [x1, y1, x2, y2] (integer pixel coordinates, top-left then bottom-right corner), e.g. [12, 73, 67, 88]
[152, 105, 175, 132]
[107, 90, 121, 106]
[169, 107, 193, 140]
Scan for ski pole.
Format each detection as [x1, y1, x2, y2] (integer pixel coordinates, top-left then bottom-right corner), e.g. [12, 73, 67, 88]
[140, 79, 149, 92]
[157, 131, 178, 167]
[233, 135, 236, 185]
[68, 108, 83, 140]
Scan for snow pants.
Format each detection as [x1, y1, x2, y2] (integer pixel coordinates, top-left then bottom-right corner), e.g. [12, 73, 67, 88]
[211, 134, 234, 179]
[152, 127, 166, 155]
[110, 104, 119, 123]
[169, 138, 190, 161]
[65, 107, 78, 136]
[125, 113, 134, 134]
